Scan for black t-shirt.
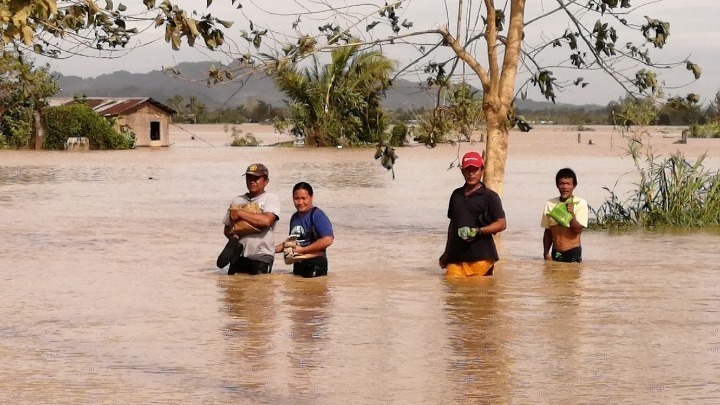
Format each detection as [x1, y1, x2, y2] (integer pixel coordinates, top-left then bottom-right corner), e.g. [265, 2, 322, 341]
[446, 183, 505, 263]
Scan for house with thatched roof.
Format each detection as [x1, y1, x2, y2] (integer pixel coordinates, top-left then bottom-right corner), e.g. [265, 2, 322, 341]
[50, 97, 176, 147]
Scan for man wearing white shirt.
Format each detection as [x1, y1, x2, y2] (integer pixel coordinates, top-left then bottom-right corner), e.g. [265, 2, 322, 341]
[541, 168, 589, 263]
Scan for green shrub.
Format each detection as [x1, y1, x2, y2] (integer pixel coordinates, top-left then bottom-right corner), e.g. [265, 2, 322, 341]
[689, 123, 720, 138]
[389, 122, 408, 146]
[230, 132, 260, 147]
[226, 124, 261, 147]
[43, 104, 129, 150]
[0, 109, 32, 149]
[591, 151, 720, 228]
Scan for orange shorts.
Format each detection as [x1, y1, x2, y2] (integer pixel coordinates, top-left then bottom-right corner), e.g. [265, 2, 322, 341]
[445, 260, 495, 278]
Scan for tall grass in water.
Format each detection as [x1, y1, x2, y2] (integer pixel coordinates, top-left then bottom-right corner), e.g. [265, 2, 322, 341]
[591, 149, 720, 228]
[593, 101, 720, 228]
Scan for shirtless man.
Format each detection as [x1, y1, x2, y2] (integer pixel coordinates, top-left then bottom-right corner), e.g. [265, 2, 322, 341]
[541, 168, 589, 263]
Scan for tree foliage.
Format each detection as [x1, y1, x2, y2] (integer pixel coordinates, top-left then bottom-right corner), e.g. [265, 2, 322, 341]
[0, 0, 232, 56]
[43, 103, 129, 149]
[0, 53, 58, 148]
[273, 42, 394, 146]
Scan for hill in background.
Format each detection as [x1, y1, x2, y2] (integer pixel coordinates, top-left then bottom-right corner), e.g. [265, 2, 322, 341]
[55, 61, 604, 112]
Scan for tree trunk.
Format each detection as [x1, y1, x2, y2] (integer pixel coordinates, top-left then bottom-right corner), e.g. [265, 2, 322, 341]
[482, 106, 509, 196]
[32, 109, 45, 150]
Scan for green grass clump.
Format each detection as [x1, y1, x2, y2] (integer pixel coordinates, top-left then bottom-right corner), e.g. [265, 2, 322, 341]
[591, 151, 720, 228]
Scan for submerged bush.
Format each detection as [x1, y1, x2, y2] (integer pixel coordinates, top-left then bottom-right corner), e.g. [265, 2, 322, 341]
[224, 124, 261, 146]
[589, 97, 720, 229]
[388, 122, 408, 146]
[591, 151, 720, 228]
[230, 133, 260, 146]
[689, 123, 720, 138]
[43, 104, 129, 150]
[0, 108, 32, 149]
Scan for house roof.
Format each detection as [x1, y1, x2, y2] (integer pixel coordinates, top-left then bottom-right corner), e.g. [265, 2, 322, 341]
[49, 97, 176, 116]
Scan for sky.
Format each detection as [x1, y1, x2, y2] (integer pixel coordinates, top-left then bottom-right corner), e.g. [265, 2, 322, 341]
[37, 0, 720, 106]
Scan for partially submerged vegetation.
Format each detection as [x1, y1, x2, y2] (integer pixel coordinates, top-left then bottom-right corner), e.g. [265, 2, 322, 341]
[590, 103, 720, 229]
[1, 55, 131, 150]
[225, 125, 261, 147]
[689, 123, 720, 139]
[590, 152, 720, 229]
[272, 43, 394, 147]
[43, 103, 132, 150]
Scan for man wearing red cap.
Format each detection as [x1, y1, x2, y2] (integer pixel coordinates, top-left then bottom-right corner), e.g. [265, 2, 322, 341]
[439, 151, 507, 277]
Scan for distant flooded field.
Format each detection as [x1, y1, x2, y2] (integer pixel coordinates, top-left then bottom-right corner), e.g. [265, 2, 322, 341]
[171, 122, 718, 157]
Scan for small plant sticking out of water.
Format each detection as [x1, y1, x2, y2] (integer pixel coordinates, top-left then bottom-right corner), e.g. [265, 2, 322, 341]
[689, 123, 720, 139]
[591, 102, 720, 228]
[576, 123, 595, 132]
[225, 125, 261, 147]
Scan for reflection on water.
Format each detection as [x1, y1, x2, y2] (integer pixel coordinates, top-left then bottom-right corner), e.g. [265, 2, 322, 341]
[219, 276, 279, 395]
[282, 278, 332, 399]
[1, 142, 719, 404]
[443, 279, 510, 403]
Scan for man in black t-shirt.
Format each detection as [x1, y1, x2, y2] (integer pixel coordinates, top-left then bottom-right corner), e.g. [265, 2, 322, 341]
[439, 151, 507, 277]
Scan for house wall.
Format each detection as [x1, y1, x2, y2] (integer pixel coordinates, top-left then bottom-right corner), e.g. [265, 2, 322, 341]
[117, 104, 172, 147]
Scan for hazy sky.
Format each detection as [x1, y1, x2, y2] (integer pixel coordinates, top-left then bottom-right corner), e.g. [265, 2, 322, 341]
[39, 0, 720, 105]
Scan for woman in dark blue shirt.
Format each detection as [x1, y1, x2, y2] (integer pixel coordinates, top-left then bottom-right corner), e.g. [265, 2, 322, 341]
[276, 182, 334, 277]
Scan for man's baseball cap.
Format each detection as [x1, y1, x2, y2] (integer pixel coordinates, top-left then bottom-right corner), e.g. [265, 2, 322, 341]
[244, 163, 269, 177]
[461, 151, 484, 169]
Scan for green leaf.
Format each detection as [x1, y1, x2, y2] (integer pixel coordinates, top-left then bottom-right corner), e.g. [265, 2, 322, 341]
[207, 0, 213, 7]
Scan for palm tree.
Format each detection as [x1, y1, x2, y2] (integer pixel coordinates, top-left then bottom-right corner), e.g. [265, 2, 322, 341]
[165, 95, 185, 115]
[273, 42, 394, 146]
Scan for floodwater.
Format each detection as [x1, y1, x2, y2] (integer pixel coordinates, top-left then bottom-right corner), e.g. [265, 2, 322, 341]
[1, 126, 719, 404]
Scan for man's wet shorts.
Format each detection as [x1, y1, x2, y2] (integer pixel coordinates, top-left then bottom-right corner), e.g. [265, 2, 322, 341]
[445, 259, 495, 277]
[552, 246, 582, 263]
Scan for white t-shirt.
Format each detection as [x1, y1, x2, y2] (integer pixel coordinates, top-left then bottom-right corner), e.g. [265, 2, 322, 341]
[223, 192, 281, 260]
[540, 196, 589, 228]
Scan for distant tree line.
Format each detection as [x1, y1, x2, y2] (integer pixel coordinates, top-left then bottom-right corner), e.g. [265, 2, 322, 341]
[164, 95, 287, 125]
[516, 94, 720, 128]
[164, 91, 720, 141]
